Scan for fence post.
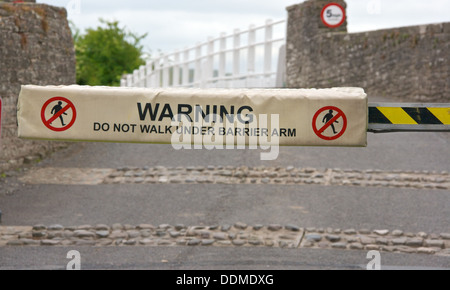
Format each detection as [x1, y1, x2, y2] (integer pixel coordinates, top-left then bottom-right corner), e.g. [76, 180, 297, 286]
[173, 50, 180, 87]
[264, 19, 273, 86]
[247, 24, 256, 87]
[154, 57, 161, 87]
[139, 65, 146, 87]
[195, 43, 202, 87]
[219, 32, 227, 88]
[182, 48, 190, 87]
[162, 54, 170, 87]
[133, 69, 139, 87]
[206, 36, 215, 87]
[145, 61, 153, 88]
[233, 28, 240, 88]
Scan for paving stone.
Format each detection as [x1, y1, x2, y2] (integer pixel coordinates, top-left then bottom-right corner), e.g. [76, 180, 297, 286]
[41, 239, 60, 246]
[21, 239, 40, 245]
[77, 225, 92, 230]
[95, 224, 110, 231]
[111, 223, 124, 230]
[305, 234, 322, 242]
[75, 239, 97, 246]
[6, 240, 25, 246]
[360, 237, 376, 245]
[405, 238, 423, 247]
[32, 224, 46, 231]
[187, 239, 201, 246]
[232, 239, 246, 246]
[139, 239, 153, 245]
[302, 241, 314, 247]
[174, 224, 186, 231]
[32, 231, 47, 238]
[155, 230, 167, 237]
[376, 238, 389, 245]
[234, 222, 247, 230]
[95, 231, 110, 238]
[343, 229, 357, 235]
[349, 243, 364, 250]
[424, 240, 445, 249]
[268, 224, 282, 231]
[109, 232, 128, 239]
[417, 247, 436, 254]
[47, 231, 64, 239]
[253, 224, 264, 231]
[285, 224, 301, 232]
[124, 239, 137, 245]
[392, 230, 404, 236]
[213, 232, 228, 240]
[331, 242, 347, 249]
[317, 242, 329, 248]
[374, 229, 389, 236]
[392, 237, 407, 245]
[248, 239, 264, 246]
[96, 239, 113, 246]
[365, 244, 380, 251]
[127, 230, 140, 239]
[73, 230, 96, 239]
[325, 235, 341, 243]
[48, 224, 64, 231]
[440, 233, 450, 240]
[201, 239, 215, 246]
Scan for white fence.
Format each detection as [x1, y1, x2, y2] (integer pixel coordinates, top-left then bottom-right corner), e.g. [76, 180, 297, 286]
[121, 19, 286, 89]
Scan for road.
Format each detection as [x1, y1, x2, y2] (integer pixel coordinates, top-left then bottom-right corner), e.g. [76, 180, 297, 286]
[0, 97, 449, 271]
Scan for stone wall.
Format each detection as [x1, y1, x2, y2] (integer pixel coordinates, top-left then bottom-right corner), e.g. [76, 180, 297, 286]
[0, 2, 75, 173]
[286, 0, 450, 102]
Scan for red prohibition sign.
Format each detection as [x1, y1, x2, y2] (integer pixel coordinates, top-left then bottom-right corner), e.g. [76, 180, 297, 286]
[41, 97, 77, 132]
[321, 3, 346, 28]
[312, 106, 347, 141]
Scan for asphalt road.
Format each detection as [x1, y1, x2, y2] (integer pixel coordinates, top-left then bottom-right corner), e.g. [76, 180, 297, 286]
[0, 96, 449, 271]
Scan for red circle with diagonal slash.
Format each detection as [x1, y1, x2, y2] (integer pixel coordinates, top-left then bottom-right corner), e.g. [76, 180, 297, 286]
[312, 106, 347, 141]
[41, 97, 77, 132]
[321, 3, 346, 28]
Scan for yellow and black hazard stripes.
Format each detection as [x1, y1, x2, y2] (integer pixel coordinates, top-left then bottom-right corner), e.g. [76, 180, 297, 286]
[369, 106, 450, 125]
[368, 104, 450, 132]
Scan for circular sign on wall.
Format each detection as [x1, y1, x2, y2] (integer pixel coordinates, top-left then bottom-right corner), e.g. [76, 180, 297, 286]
[321, 3, 346, 28]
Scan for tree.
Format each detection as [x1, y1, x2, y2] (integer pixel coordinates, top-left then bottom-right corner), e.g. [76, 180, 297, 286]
[73, 19, 147, 86]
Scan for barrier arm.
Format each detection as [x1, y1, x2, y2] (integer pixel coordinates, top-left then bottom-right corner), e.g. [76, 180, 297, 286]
[368, 103, 450, 133]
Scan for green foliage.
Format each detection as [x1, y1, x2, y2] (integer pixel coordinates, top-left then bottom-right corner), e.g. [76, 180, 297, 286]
[73, 19, 147, 86]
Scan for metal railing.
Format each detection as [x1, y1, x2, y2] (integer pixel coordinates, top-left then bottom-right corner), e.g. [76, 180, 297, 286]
[121, 19, 286, 89]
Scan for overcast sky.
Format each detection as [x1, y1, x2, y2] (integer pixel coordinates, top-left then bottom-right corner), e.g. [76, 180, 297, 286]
[36, 0, 450, 55]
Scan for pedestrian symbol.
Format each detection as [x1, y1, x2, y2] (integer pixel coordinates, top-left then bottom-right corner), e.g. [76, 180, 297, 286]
[312, 106, 347, 141]
[41, 97, 77, 132]
[51, 101, 68, 126]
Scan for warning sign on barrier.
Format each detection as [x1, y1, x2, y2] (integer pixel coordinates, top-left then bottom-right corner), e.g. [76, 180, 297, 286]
[17, 85, 368, 147]
[41, 96, 77, 132]
[312, 106, 347, 141]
